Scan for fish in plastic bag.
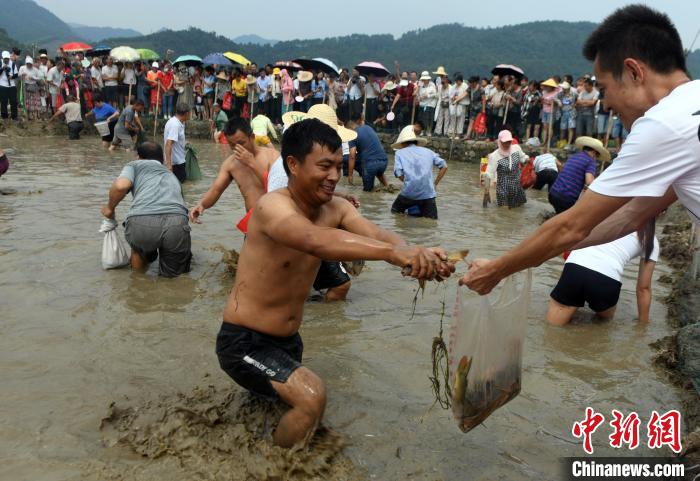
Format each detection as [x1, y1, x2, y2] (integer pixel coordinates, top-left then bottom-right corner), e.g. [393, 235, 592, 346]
[99, 218, 130, 270]
[448, 269, 531, 432]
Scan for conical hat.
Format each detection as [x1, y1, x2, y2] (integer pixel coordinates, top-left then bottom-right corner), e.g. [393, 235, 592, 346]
[391, 125, 428, 150]
[433, 66, 448, 76]
[297, 70, 313, 82]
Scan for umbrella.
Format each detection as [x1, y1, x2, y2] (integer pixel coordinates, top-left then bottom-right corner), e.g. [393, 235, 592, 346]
[110, 46, 140, 62]
[61, 42, 92, 53]
[294, 58, 340, 77]
[202, 52, 232, 67]
[274, 60, 303, 72]
[87, 45, 111, 57]
[491, 64, 525, 79]
[137, 48, 160, 61]
[223, 51, 251, 66]
[173, 54, 203, 66]
[354, 61, 390, 78]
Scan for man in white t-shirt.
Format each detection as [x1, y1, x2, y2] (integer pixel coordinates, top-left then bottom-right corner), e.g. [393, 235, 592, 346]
[462, 4, 700, 294]
[163, 102, 190, 183]
[101, 57, 119, 106]
[90, 58, 103, 91]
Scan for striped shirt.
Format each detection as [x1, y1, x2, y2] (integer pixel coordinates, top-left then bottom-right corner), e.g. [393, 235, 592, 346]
[549, 152, 596, 202]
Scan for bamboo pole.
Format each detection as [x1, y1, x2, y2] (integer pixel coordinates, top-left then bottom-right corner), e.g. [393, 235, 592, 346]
[545, 104, 554, 153]
[127, 83, 132, 106]
[692, 226, 700, 280]
[603, 109, 614, 151]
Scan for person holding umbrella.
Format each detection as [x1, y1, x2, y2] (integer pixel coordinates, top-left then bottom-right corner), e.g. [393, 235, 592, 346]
[345, 68, 364, 120]
[364, 73, 380, 124]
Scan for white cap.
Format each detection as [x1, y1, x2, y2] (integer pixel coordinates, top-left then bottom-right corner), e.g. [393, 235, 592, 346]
[25, 56, 33, 65]
[151, 61, 159, 68]
[1, 51, 9, 59]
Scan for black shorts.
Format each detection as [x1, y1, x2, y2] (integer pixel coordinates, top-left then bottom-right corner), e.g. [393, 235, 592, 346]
[216, 323, 303, 400]
[391, 194, 438, 219]
[548, 191, 576, 214]
[313, 261, 350, 291]
[534, 169, 558, 191]
[172, 163, 186, 183]
[550, 263, 622, 313]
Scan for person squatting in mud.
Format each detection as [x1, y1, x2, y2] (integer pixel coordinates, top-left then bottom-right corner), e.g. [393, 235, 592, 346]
[215, 118, 455, 447]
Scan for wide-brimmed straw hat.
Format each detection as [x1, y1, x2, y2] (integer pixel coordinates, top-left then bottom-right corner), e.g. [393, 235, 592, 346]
[433, 66, 448, 76]
[541, 78, 558, 88]
[216, 71, 228, 81]
[391, 125, 428, 150]
[575, 136, 611, 162]
[245, 74, 256, 85]
[382, 81, 397, 91]
[297, 70, 313, 82]
[420, 71, 431, 81]
[282, 104, 358, 142]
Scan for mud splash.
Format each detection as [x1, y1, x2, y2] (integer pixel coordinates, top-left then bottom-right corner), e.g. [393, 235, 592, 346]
[95, 384, 364, 481]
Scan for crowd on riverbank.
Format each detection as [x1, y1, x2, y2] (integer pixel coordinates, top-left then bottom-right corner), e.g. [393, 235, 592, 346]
[0, 45, 629, 150]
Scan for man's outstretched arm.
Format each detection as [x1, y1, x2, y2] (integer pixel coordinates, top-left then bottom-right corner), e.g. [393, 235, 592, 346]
[461, 190, 631, 294]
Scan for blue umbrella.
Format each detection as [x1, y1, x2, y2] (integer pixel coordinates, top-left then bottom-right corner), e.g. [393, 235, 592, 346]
[173, 54, 203, 66]
[87, 45, 111, 57]
[202, 53, 233, 67]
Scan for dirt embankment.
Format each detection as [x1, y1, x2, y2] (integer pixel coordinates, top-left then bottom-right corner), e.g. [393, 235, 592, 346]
[652, 205, 700, 462]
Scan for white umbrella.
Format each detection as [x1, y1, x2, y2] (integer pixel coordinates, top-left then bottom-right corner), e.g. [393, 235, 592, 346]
[110, 46, 140, 63]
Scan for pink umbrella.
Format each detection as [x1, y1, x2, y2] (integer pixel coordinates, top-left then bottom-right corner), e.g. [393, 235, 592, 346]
[354, 61, 390, 78]
[274, 60, 303, 72]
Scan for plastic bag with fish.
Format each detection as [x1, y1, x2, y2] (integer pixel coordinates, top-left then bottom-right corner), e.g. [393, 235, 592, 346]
[448, 269, 531, 433]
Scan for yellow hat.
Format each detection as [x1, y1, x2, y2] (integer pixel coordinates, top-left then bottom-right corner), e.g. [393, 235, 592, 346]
[541, 78, 558, 89]
[282, 104, 357, 142]
[273, 67, 281, 75]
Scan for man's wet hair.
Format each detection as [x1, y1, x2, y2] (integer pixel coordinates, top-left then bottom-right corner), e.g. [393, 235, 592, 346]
[92, 92, 104, 103]
[223, 116, 252, 137]
[281, 119, 341, 176]
[583, 4, 686, 79]
[137, 141, 164, 163]
[350, 111, 364, 123]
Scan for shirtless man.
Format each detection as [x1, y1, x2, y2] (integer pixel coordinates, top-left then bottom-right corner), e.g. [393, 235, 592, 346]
[189, 117, 278, 233]
[216, 118, 454, 447]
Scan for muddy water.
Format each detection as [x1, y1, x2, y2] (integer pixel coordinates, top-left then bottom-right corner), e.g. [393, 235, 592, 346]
[0, 136, 685, 480]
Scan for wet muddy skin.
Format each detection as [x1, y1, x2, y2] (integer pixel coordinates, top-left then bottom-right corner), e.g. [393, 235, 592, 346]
[0, 136, 685, 480]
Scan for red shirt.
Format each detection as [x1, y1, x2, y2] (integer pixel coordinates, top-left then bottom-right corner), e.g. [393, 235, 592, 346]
[397, 83, 415, 105]
[158, 71, 174, 91]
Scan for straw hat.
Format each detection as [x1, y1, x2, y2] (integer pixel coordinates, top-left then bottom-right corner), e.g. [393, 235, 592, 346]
[216, 71, 228, 81]
[575, 136, 611, 162]
[420, 71, 431, 81]
[297, 70, 313, 82]
[282, 104, 357, 142]
[433, 66, 448, 76]
[560, 81, 571, 90]
[391, 125, 428, 150]
[273, 67, 280, 75]
[382, 81, 397, 91]
[541, 78, 558, 88]
[245, 74, 256, 85]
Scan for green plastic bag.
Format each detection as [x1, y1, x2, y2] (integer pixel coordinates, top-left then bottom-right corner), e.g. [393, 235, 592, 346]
[185, 143, 202, 181]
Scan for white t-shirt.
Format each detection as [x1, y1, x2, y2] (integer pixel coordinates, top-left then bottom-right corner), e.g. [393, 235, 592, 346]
[47, 66, 62, 93]
[534, 153, 558, 172]
[91, 66, 103, 88]
[19, 65, 43, 84]
[163, 117, 186, 166]
[566, 232, 659, 282]
[589, 80, 700, 224]
[102, 65, 119, 87]
[267, 156, 288, 191]
[122, 67, 136, 85]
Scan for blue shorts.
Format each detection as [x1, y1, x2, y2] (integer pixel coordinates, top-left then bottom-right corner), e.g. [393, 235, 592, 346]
[611, 119, 628, 139]
[560, 110, 576, 130]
